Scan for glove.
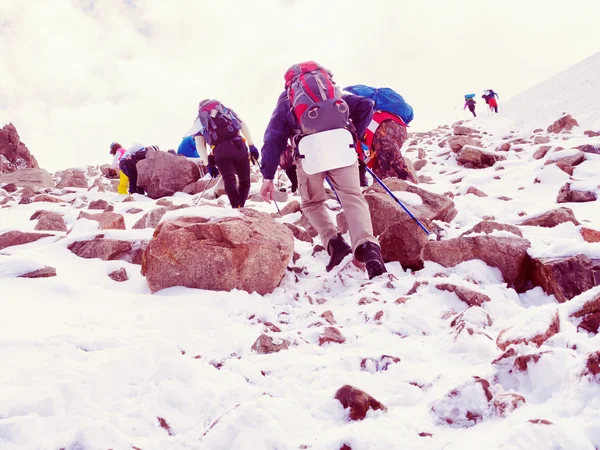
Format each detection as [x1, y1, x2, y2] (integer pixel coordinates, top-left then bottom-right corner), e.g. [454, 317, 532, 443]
[249, 145, 260, 165]
[207, 154, 219, 178]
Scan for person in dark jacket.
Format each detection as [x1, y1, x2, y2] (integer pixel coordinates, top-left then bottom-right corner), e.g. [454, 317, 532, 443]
[259, 88, 387, 280]
[464, 97, 477, 117]
[482, 89, 500, 113]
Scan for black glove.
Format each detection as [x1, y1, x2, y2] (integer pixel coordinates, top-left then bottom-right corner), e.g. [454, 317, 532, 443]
[207, 154, 219, 178]
[249, 145, 259, 165]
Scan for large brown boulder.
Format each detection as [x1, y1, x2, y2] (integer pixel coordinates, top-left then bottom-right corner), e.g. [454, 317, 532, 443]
[447, 136, 483, 153]
[453, 125, 478, 136]
[335, 385, 387, 421]
[77, 211, 126, 230]
[365, 178, 457, 236]
[55, 169, 88, 189]
[569, 291, 600, 334]
[530, 255, 600, 303]
[141, 209, 294, 295]
[518, 207, 580, 228]
[0, 230, 55, 251]
[547, 114, 579, 134]
[67, 236, 147, 264]
[137, 150, 201, 199]
[460, 220, 523, 238]
[34, 211, 67, 232]
[456, 146, 506, 169]
[556, 183, 597, 203]
[423, 236, 532, 291]
[379, 217, 431, 270]
[132, 205, 188, 230]
[0, 168, 54, 188]
[0, 123, 39, 173]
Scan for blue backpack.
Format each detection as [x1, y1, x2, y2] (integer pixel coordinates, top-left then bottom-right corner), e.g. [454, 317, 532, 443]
[344, 85, 414, 124]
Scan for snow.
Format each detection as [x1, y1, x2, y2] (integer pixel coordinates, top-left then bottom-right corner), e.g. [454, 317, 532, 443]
[1, 54, 600, 449]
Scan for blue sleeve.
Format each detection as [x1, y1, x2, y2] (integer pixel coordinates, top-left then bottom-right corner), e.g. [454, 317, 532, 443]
[260, 91, 293, 179]
[343, 94, 374, 139]
[177, 136, 199, 158]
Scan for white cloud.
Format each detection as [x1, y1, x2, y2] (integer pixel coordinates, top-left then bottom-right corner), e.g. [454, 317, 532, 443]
[0, 0, 599, 171]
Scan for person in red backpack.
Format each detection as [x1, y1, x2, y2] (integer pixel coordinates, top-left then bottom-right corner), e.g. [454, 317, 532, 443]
[259, 61, 387, 280]
[194, 100, 259, 208]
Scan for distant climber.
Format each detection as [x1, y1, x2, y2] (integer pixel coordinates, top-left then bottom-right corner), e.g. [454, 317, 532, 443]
[464, 94, 477, 117]
[109, 142, 128, 194]
[482, 89, 499, 113]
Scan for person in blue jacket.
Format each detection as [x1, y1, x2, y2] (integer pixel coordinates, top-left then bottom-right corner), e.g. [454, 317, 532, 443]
[258, 82, 387, 280]
[177, 136, 200, 158]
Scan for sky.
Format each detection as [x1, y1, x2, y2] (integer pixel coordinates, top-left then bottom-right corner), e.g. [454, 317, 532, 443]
[0, 0, 599, 171]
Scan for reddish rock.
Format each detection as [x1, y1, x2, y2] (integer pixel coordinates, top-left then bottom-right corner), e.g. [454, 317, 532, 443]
[108, 267, 128, 282]
[77, 211, 126, 230]
[545, 151, 585, 168]
[18, 197, 32, 205]
[497, 143, 511, 152]
[0, 123, 39, 173]
[321, 310, 336, 325]
[251, 334, 290, 354]
[141, 209, 294, 295]
[88, 199, 112, 211]
[132, 205, 188, 230]
[533, 145, 552, 160]
[360, 355, 400, 373]
[529, 419, 553, 425]
[33, 194, 65, 203]
[55, 169, 88, 189]
[182, 178, 215, 195]
[576, 144, 600, 155]
[365, 179, 457, 236]
[466, 186, 488, 197]
[0, 230, 54, 251]
[447, 135, 483, 153]
[584, 130, 600, 137]
[423, 236, 532, 291]
[280, 200, 302, 217]
[431, 377, 494, 427]
[497, 311, 559, 350]
[534, 136, 551, 145]
[1, 183, 17, 193]
[583, 351, 600, 381]
[413, 159, 427, 171]
[512, 352, 550, 372]
[454, 125, 478, 136]
[335, 385, 387, 421]
[157, 417, 173, 436]
[581, 227, 600, 243]
[492, 393, 526, 417]
[137, 149, 201, 199]
[418, 148, 426, 159]
[34, 211, 67, 232]
[68, 236, 147, 264]
[547, 114, 579, 134]
[156, 198, 173, 207]
[556, 183, 597, 203]
[436, 283, 491, 306]
[284, 223, 313, 243]
[17, 266, 57, 278]
[518, 207, 580, 228]
[460, 220, 523, 238]
[456, 146, 506, 169]
[319, 327, 346, 346]
[531, 255, 600, 302]
[0, 168, 54, 188]
[379, 216, 431, 270]
[126, 208, 144, 214]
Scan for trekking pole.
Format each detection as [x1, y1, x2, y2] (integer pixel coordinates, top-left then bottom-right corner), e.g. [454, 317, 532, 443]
[361, 163, 433, 238]
[273, 198, 281, 215]
[325, 177, 341, 204]
[193, 175, 219, 206]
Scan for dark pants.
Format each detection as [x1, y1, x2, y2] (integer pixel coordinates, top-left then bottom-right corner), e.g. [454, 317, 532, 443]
[468, 106, 476, 117]
[214, 138, 251, 208]
[284, 165, 298, 192]
[119, 149, 148, 194]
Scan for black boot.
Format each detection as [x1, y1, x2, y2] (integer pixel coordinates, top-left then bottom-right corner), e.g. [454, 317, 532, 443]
[355, 242, 387, 280]
[326, 233, 352, 272]
[359, 165, 369, 187]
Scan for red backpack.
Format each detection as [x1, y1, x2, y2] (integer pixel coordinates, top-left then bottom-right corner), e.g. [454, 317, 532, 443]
[284, 61, 349, 136]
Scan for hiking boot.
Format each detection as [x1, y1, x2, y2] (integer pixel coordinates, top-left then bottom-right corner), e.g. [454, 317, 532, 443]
[326, 233, 352, 272]
[355, 242, 387, 280]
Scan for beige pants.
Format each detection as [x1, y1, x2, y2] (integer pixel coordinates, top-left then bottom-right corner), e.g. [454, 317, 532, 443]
[296, 160, 379, 252]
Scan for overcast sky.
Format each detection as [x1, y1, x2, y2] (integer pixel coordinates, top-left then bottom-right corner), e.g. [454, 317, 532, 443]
[1, 0, 599, 171]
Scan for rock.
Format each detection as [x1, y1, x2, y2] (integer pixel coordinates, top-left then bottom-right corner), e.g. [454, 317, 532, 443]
[55, 169, 88, 189]
[556, 183, 597, 203]
[547, 114, 579, 134]
[530, 255, 600, 302]
[0, 168, 54, 189]
[126, 208, 144, 215]
[431, 377, 495, 427]
[182, 178, 215, 195]
[0, 123, 39, 173]
[132, 205, 188, 230]
[545, 152, 585, 175]
[423, 236, 532, 291]
[32, 194, 65, 204]
[88, 199, 112, 211]
[34, 211, 67, 232]
[136, 149, 201, 199]
[456, 146, 506, 169]
[1, 183, 17, 193]
[251, 334, 290, 354]
[492, 393, 526, 418]
[334, 385, 387, 421]
[365, 178, 457, 236]
[581, 227, 600, 243]
[141, 209, 294, 295]
[497, 310, 559, 350]
[569, 291, 600, 334]
[68, 236, 147, 264]
[453, 125, 478, 136]
[321, 310, 336, 325]
[583, 351, 600, 381]
[533, 145, 552, 160]
[576, 144, 600, 155]
[280, 200, 301, 216]
[379, 216, 431, 270]
[319, 326, 346, 346]
[518, 207, 580, 228]
[100, 164, 118, 178]
[435, 283, 491, 306]
[584, 130, 600, 138]
[447, 136, 483, 153]
[284, 223, 313, 243]
[460, 220, 523, 238]
[17, 266, 57, 278]
[534, 136, 551, 145]
[0, 230, 54, 251]
[497, 143, 511, 152]
[155, 198, 173, 207]
[77, 211, 126, 230]
[108, 267, 129, 282]
[413, 159, 427, 171]
[360, 355, 400, 373]
[418, 148, 426, 159]
[466, 186, 488, 197]
[18, 197, 33, 205]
